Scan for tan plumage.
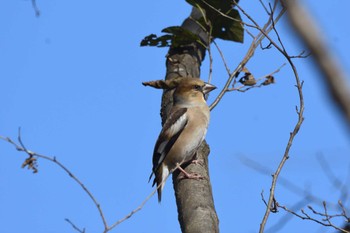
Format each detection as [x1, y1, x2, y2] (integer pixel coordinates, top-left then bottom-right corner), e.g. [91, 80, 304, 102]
[143, 77, 216, 202]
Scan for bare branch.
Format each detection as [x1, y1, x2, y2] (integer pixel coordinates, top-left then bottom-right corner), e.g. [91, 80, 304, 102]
[317, 154, 349, 202]
[108, 189, 157, 231]
[240, 155, 340, 209]
[0, 132, 110, 230]
[277, 202, 350, 233]
[65, 219, 86, 233]
[207, 40, 214, 84]
[31, 0, 40, 17]
[209, 1, 285, 110]
[196, 3, 306, 231]
[266, 198, 310, 233]
[0, 131, 178, 232]
[232, 2, 306, 232]
[213, 40, 231, 76]
[228, 63, 284, 92]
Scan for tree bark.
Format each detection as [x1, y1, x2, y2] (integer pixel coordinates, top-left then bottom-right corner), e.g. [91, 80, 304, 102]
[160, 7, 219, 233]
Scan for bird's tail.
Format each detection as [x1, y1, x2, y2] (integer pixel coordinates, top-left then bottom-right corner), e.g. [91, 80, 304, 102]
[155, 166, 169, 203]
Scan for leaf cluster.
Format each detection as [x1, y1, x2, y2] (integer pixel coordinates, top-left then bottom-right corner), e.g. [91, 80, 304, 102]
[140, 0, 244, 48]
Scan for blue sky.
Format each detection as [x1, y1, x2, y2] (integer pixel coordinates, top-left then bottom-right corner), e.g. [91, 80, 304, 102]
[1, 0, 350, 233]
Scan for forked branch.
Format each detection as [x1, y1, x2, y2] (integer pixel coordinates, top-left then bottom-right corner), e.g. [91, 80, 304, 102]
[0, 130, 161, 233]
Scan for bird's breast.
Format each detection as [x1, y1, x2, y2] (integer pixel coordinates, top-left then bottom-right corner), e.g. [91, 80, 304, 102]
[163, 106, 209, 169]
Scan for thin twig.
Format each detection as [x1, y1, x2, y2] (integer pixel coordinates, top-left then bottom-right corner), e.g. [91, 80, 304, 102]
[202, 5, 305, 231]
[65, 219, 86, 233]
[213, 40, 231, 76]
[209, 2, 285, 110]
[228, 63, 285, 92]
[0, 132, 183, 232]
[239, 155, 340, 209]
[108, 189, 157, 231]
[201, 3, 304, 231]
[317, 153, 349, 202]
[285, 0, 350, 131]
[266, 198, 309, 233]
[207, 40, 214, 84]
[200, 0, 263, 30]
[277, 202, 350, 233]
[1, 132, 109, 231]
[31, 0, 40, 17]
[109, 152, 185, 231]
[229, 2, 306, 232]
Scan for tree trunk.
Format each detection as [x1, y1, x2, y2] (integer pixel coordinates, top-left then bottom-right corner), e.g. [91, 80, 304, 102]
[160, 7, 219, 233]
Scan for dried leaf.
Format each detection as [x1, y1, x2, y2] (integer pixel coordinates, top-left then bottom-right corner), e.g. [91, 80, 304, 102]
[143, 77, 190, 90]
[21, 156, 38, 173]
[262, 75, 275, 86]
[239, 72, 256, 86]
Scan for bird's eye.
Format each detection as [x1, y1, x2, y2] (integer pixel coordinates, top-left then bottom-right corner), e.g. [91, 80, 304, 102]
[193, 85, 201, 91]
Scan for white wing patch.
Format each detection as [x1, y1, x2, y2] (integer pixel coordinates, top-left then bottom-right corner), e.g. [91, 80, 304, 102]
[155, 111, 188, 166]
[166, 113, 187, 137]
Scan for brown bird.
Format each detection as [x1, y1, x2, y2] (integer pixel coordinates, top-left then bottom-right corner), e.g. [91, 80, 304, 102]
[143, 77, 216, 202]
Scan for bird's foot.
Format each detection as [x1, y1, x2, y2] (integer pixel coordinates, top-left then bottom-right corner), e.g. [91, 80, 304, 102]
[191, 159, 204, 166]
[176, 163, 204, 180]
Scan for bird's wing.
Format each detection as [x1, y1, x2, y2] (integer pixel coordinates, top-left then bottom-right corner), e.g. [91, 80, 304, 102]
[150, 107, 188, 180]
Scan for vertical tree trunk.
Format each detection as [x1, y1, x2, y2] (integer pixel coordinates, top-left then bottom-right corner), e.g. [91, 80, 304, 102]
[160, 7, 219, 233]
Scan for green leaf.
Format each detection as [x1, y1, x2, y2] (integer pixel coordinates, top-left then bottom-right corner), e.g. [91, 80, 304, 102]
[185, 0, 244, 43]
[212, 9, 243, 43]
[140, 27, 202, 48]
[162, 26, 201, 47]
[140, 34, 172, 47]
[141, 0, 244, 47]
[186, 0, 239, 12]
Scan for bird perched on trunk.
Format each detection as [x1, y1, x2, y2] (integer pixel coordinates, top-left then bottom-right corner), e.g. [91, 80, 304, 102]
[142, 77, 216, 202]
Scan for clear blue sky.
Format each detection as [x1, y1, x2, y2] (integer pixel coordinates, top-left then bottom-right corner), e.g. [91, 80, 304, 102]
[1, 0, 350, 233]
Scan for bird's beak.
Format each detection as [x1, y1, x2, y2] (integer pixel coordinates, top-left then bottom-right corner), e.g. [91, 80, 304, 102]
[203, 83, 217, 94]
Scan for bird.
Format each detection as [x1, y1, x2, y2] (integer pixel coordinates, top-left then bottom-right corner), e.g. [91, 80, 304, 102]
[143, 77, 216, 202]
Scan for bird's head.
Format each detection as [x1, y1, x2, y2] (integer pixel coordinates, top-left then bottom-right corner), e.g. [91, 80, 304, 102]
[173, 78, 216, 106]
[142, 77, 216, 105]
